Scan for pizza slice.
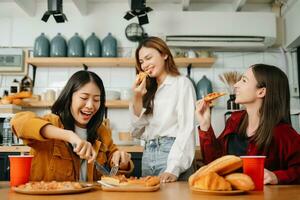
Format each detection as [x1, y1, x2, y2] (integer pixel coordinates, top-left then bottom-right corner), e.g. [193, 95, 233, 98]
[137, 71, 148, 84]
[204, 92, 226, 102]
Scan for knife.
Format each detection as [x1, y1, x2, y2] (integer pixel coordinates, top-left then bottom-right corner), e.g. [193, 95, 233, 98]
[71, 143, 110, 176]
[94, 160, 110, 176]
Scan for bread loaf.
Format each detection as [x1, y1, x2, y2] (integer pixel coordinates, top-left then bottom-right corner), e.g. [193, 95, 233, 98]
[189, 155, 242, 186]
[193, 171, 232, 191]
[224, 173, 255, 191]
[200, 155, 243, 176]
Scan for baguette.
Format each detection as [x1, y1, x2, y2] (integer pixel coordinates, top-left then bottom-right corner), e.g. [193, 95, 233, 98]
[224, 173, 255, 191]
[200, 155, 243, 176]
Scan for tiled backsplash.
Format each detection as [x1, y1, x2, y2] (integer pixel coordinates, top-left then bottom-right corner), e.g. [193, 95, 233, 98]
[0, 49, 299, 144]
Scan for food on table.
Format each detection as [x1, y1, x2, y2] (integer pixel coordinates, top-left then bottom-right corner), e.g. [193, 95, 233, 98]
[101, 175, 160, 187]
[224, 173, 255, 191]
[193, 171, 232, 191]
[17, 181, 83, 191]
[188, 155, 254, 191]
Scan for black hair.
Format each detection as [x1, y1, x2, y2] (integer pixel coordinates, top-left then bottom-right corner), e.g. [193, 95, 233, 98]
[51, 70, 106, 144]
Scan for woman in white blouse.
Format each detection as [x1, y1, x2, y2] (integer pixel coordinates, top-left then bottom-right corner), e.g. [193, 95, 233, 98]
[130, 37, 196, 183]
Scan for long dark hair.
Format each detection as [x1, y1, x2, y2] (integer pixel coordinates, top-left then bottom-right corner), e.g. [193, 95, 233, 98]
[51, 70, 106, 144]
[238, 64, 291, 152]
[135, 36, 180, 114]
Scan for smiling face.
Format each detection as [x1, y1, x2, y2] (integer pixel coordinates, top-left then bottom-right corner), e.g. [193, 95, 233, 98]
[138, 46, 168, 79]
[70, 81, 101, 128]
[234, 68, 266, 105]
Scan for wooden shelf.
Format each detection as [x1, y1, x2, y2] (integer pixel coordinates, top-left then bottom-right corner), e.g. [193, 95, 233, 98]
[26, 57, 215, 68]
[20, 100, 129, 109]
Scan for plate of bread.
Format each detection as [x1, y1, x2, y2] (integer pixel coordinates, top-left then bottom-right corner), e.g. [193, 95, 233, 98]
[12, 181, 94, 195]
[98, 175, 160, 192]
[189, 155, 255, 195]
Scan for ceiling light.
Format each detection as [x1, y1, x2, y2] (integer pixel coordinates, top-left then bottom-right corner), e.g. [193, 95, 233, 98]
[41, 0, 67, 23]
[124, 0, 152, 25]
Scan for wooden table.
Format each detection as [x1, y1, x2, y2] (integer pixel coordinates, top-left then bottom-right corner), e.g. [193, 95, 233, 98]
[1, 181, 300, 200]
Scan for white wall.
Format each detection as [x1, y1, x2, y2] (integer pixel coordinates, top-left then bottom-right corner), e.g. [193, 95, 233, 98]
[0, 1, 299, 144]
[283, 0, 300, 48]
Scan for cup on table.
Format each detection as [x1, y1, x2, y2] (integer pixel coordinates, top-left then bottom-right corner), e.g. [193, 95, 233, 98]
[240, 156, 266, 191]
[8, 155, 33, 186]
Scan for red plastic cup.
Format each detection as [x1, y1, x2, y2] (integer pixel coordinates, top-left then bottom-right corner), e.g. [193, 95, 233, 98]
[240, 156, 266, 191]
[8, 155, 33, 187]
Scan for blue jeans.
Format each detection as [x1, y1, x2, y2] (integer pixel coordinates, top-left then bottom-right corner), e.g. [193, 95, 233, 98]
[142, 137, 175, 177]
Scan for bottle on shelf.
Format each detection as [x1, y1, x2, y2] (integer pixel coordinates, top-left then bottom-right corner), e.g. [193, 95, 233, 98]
[227, 94, 240, 110]
[2, 117, 13, 146]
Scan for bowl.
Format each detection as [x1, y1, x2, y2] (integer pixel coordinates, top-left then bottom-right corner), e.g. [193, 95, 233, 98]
[106, 90, 120, 100]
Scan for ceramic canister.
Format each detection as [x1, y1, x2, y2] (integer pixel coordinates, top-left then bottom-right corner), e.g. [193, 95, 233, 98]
[33, 33, 50, 57]
[85, 32, 101, 57]
[68, 33, 84, 57]
[196, 75, 213, 100]
[50, 33, 67, 57]
[102, 32, 117, 57]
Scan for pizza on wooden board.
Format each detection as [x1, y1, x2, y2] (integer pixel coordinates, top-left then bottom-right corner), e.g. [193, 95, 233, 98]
[204, 92, 226, 102]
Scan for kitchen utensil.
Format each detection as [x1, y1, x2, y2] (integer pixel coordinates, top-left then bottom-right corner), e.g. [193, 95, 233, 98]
[109, 165, 119, 176]
[97, 180, 117, 188]
[186, 65, 197, 93]
[94, 160, 110, 176]
[71, 143, 110, 176]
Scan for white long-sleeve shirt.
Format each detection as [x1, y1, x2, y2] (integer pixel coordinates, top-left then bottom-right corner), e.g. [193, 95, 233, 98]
[130, 75, 196, 177]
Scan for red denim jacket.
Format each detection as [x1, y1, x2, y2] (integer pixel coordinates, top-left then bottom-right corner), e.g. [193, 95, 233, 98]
[199, 110, 300, 184]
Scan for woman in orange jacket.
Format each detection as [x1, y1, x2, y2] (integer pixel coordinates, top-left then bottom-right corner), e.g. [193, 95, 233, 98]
[11, 70, 133, 182]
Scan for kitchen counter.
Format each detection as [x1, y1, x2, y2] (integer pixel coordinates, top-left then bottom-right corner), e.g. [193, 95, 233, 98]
[1, 181, 300, 200]
[0, 145, 201, 156]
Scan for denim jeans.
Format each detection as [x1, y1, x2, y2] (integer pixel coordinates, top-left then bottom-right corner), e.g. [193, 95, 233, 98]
[142, 137, 175, 177]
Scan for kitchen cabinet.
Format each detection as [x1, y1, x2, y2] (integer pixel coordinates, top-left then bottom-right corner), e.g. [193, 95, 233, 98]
[0, 145, 143, 178]
[0, 152, 19, 181]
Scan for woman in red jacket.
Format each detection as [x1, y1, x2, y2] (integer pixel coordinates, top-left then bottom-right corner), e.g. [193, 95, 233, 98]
[196, 64, 300, 185]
